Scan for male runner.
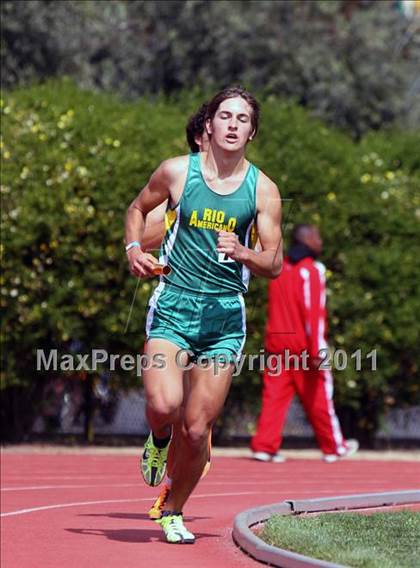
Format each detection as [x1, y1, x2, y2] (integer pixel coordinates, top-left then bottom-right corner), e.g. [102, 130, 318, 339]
[125, 86, 282, 544]
[141, 104, 212, 520]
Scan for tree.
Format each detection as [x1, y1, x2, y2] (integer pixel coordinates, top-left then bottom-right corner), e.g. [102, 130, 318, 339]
[2, 0, 419, 136]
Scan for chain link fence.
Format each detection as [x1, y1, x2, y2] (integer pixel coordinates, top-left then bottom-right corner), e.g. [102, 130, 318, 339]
[31, 377, 420, 444]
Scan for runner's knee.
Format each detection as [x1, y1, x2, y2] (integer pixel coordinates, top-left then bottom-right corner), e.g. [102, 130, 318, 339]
[148, 396, 180, 419]
[182, 422, 210, 448]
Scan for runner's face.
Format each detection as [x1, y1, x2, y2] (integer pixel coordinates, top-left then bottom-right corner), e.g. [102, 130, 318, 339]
[207, 97, 254, 152]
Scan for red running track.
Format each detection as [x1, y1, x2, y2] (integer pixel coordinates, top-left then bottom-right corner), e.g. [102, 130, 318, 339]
[2, 453, 420, 568]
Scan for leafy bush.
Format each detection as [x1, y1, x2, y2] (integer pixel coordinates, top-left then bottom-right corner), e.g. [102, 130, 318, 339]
[1, 81, 419, 441]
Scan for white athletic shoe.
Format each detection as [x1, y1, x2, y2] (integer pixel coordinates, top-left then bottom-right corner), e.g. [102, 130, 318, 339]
[252, 451, 287, 463]
[323, 439, 359, 463]
[271, 451, 287, 463]
[157, 513, 195, 544]
[252, 451, 272, 462]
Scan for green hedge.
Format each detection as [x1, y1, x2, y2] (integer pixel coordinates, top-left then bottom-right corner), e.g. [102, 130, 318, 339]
[1, 81, 419, 441]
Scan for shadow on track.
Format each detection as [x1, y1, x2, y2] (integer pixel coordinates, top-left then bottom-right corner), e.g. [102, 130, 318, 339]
[66, 527, 219, 543]
[77, 512, 210, 522]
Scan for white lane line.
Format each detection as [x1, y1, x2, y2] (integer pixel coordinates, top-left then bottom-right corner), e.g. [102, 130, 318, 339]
[2, 479, 397, 492]
[2, 487, 406, 518]
[1, 491, 278, 518]
[0, 480, 291, 492]
[1, 484, 142, 492]
[2, 498, 147, 517]
[4, 470, 418, 482]
[1, 476, 140, 481]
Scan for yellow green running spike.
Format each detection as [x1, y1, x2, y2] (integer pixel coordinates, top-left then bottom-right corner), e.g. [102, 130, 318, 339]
[140, 432, 170, 487]
[156, 513, 195, 544]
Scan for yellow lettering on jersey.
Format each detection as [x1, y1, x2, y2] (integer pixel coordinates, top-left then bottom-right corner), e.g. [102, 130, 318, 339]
[191, 209, 237, 232]
[203, 208, 226, 223]
[203, 208, 213, 221]
[189, 210, 198, 227]
[227, 218, 237, 231]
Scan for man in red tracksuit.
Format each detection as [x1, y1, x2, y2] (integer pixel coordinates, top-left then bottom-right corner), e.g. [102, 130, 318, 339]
[251, 224, 358, 463]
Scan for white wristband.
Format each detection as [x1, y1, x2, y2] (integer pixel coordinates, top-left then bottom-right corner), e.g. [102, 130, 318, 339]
[125, 241, 141, 252]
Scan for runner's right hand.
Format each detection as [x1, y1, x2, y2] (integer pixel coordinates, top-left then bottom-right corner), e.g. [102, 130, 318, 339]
[127, 248, 159, 278]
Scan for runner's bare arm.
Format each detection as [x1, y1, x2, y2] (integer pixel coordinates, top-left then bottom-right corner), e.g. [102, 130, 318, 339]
[216, 173, 282, 278]
[125, 162, 173, 277]
[142, 201, 167, 251]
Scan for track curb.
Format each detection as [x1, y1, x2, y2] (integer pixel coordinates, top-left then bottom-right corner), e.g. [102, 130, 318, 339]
[232, 490, 420, 567]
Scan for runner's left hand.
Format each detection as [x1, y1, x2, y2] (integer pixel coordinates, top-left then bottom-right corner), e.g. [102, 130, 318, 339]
[216, 231, 245, 262]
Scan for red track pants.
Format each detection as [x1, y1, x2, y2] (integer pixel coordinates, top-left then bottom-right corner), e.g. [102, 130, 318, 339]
[251, 366, 346, 455]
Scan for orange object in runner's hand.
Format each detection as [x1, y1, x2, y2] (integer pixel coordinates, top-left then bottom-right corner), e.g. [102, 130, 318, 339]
[152, 264, 171, 276]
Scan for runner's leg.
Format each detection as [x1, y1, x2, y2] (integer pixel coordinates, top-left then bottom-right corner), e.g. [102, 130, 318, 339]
[142, 338, 187, 438]
[163, 361, 233, 513]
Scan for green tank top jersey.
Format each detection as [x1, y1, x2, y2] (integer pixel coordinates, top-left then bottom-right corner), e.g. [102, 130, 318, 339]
[159, 153, 259, 295]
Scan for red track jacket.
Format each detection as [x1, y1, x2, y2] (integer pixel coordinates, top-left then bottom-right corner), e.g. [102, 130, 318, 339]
[264, 256, 329, 358]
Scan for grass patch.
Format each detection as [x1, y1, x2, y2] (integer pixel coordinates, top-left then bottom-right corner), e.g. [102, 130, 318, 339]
[259, 511, 420, 568]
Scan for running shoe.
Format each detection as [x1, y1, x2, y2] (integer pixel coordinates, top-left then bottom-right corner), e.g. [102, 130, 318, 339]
[148, 483, 170, 520]
[271, 451, 287, 463]
[252, 451, 272, 462]
[323, 439, 359, 463]
[252, 451, 286, 463]
[141, 432, 170, 486]
[156, 513, 195, 544]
